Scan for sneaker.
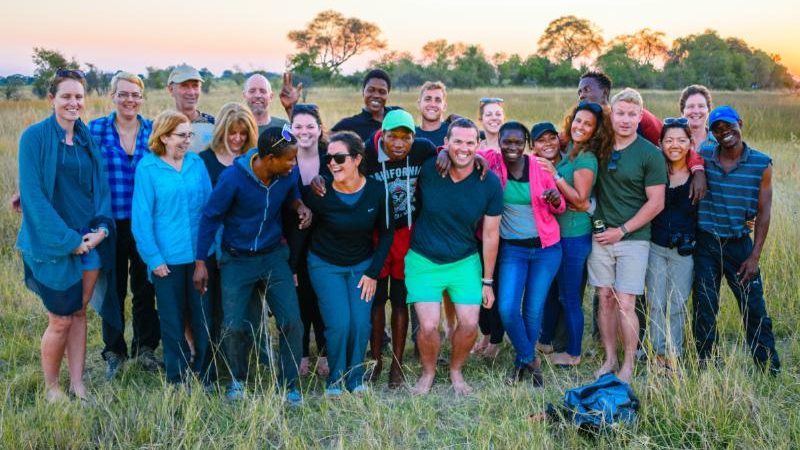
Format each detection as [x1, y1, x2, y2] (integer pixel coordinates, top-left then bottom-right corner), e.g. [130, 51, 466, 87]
[351, 385, 368, 395]
[285, 389, 303, 407]
[104, 353, 123, 381]
[505, 364, 527, 385]
[225, 380, 245, 401]
[505, 361, 543, 387]
[137, 347, 162, 372]
[324, 387, 343, 399]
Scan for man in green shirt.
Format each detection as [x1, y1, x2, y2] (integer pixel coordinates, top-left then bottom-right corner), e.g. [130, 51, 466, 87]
[588, 88, 666, 383]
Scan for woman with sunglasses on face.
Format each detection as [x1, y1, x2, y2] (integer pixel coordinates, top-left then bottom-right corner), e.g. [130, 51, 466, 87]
[303, 131, 394, 397]
[475, 122, 565, 385]
[478, 97, 505, 152]
[644, 118, 697, 373]
[132, 110, 213, 385]
[87, 72, 161, 380]
[287, 104, 330, 378]
[17, 70, 115, 402]
[535, 102, 613, 367]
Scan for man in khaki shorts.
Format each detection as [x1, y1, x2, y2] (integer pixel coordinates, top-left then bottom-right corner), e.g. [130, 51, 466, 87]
[588, 88, 666, 383]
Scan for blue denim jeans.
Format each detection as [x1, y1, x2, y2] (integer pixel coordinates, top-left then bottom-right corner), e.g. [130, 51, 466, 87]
[307, 252, 372, 391]
[693, 231, 780, 370]
[497, 241, 562, 366]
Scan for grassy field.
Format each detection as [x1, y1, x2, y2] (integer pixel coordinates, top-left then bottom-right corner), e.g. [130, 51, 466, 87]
[1, 85, 799, 449]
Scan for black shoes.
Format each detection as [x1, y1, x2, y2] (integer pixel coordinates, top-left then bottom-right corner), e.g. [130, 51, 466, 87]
[505, 360, 544, 387]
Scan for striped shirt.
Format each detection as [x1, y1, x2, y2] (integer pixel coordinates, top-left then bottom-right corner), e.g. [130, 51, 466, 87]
[698, 142, 771, 238]
[88, 112, 152, 220]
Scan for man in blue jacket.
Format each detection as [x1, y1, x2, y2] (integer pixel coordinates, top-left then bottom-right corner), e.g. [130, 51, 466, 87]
[194, 127, 312, 404]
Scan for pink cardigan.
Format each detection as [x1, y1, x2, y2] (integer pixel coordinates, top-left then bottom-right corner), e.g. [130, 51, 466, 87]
[478, 149, 565, 248]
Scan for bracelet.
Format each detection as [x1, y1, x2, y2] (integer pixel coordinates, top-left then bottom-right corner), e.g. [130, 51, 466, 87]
[482, 281, 493, 287]
[481, 278, 494, 283]
[92, 227, 109, 238]
[553, 173, 563, 182]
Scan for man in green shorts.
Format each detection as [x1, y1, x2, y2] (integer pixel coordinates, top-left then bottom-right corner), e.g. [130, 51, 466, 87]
[405, 118, 503, 395]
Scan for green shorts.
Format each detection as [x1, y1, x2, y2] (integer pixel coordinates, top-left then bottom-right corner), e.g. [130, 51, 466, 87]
[404, 250, 482, 305]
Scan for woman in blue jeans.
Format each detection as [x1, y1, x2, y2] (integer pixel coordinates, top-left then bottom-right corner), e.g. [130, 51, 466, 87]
[535, 102, 611, 367]
[303, 131, 394, 397]
[481, 122, 565, 385]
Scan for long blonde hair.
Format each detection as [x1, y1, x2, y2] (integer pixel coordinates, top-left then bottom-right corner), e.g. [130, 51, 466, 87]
[210, 102, 258, 156]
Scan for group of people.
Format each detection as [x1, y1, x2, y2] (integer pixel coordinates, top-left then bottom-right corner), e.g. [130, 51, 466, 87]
[16, 63, 781, 406]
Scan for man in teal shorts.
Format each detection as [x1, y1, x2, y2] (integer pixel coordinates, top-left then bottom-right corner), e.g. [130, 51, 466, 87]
[405, 118, 503, 395]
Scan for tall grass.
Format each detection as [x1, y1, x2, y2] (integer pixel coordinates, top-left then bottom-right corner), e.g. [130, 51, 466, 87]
[1, 87, 798, 449]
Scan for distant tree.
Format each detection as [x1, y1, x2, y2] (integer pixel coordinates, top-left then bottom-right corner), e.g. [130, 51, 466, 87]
[371, 51, 424, 90]
[287, 10, 386, 75]
[84, 63, 112, 95]
[451, 45, 495, 88]
[609, 28, 669, 65]
[144, 66, 172, 89]
[597, 45, 658, 89]
[31, 47, 80, 98]
[496, 54, 525, 85]
[199, 67, 214, 93]
[537, 16, 604, 63]
[4, 74, 26, 100]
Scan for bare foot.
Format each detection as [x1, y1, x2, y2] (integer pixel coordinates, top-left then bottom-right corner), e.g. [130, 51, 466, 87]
[617, 364, 634, 383]
[316, 356, 330, 377]
[471, 335, 489, 355]
[550, 352, 581, 366]
[450, 370, 473, 396]
[367, 359, 383, 383]
[594, 359, 618, 379]
[69, 383, 88, 400]
[299, 357, 310, 377]
[536, 342, 554, 354]
[45, 388, 67, 403]
[483, 343, 501, 359]
[411, 372, 435, 395]
[388, 366, 405, 389]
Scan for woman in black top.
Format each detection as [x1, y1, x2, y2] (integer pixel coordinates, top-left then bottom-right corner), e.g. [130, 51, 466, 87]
[304, 131, 394, 397]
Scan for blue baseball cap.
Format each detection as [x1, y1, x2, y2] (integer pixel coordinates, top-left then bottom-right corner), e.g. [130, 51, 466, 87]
[708, 105, 741, 127]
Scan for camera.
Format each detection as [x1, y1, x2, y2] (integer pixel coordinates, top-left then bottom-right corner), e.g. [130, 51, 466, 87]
[669, 233, 695, 256]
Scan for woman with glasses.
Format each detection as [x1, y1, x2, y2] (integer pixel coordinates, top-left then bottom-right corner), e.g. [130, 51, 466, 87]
[535, 102, 612, 367]
[287, 103, 330, 378]
[132, 110, 213, 385]
[475, 122, 565, 385]
[17, 69, 114, 402]
[303, 131, 394, 397]
[645, 118, 697, 372]
[478, 97, 505, 152]
[87, 72, 161, 380]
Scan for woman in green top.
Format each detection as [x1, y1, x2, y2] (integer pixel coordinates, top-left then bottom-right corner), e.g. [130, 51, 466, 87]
[534, 101, 612, 366]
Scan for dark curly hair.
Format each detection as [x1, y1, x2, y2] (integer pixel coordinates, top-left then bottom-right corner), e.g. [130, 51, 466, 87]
[560, 102, 614, 165]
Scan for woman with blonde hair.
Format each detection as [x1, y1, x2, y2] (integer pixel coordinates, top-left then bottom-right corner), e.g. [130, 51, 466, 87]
[200, 102, 258, 185]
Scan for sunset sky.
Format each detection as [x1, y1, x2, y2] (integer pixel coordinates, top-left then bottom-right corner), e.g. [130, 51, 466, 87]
[2, 0, 798, 77]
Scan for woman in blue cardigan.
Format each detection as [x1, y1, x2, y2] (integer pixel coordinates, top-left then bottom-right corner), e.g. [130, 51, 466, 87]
[17, 70, 115, 402]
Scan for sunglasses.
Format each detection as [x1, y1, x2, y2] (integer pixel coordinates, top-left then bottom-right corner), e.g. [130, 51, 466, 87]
[56, 68, 86, 79]
[292, 103, 319, 114]
[608, 150, 622, 172]
[479, 97, 504, 104]
[577, 101, 603, 115]
[663, 117, 689, 127]
[272, 123, 296, 148]
[324, 153, 355, 165]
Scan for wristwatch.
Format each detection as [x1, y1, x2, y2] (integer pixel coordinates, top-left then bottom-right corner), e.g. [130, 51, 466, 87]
[619, 224, 629, 238]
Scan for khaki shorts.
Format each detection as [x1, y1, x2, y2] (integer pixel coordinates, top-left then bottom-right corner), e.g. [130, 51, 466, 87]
[587, 239, 650, 295]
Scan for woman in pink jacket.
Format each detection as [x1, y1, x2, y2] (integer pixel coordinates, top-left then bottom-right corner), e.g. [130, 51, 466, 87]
[479, 121, 565, 386]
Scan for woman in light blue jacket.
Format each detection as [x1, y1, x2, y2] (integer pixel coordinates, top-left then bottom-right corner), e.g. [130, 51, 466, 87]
[132, 110, 212, 385]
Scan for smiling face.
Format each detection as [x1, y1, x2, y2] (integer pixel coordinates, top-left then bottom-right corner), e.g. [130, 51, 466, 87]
[265, 147, 298, 177]
[160, 121, 192, 159]
[291, 113, 321, 149]
[661, 127, 692, 163]
[571, 109, 597, 145]
[327, 141, 362, 183]
[533, 131, 560, 161]
[480, 103, 505, 135]
[611, 101, 643, 140]
[418, 88, 446, 123]
[243, 76, 271, 117]
[499, 128, 527, 165]
[682, 93, 710, 129]
[382, 127, 414, 161]
[112, 79, 143, 120]
[226, 121, 249, 155]
[444, 125, 479, 169]
[710, 120, 743, 149]
[168, 79, 201, 113]
[49, 79, 85, 125]
[363, 78, 389, 115]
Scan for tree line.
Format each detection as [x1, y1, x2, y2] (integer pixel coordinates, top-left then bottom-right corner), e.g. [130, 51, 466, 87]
[2, 12, 795, 100]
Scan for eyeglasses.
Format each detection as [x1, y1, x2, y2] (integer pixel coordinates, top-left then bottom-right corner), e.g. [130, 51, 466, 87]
[292, 103, 319, 114]
[272, 123, 296, 148]
[663, 117, 689, 127]
[577, 101, 603, 115]
[116, 91, 143, 100]
[56, 68, 85, 79]
[608, 150, 622, 172]
[171, 132, 195, 140]
[324, 153, 355, 165]
[479, 97, 504, 105]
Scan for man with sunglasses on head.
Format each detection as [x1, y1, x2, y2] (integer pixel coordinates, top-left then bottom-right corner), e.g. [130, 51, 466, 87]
[193, 126, 312, 404]
[588, 88, 667, 383]
[331, 69, 400, 142]
[167, 64, 214, 153]
[243, 73, 303, 136]
[693, 106, 780, 374]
